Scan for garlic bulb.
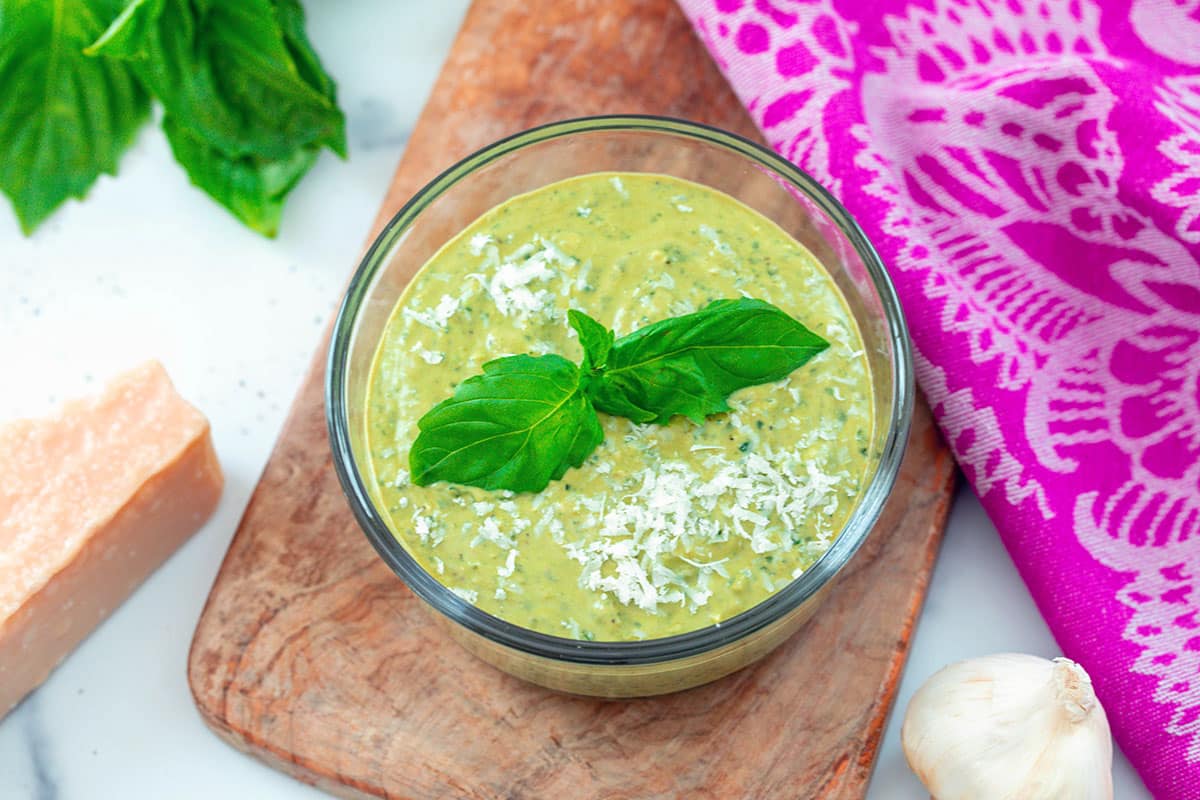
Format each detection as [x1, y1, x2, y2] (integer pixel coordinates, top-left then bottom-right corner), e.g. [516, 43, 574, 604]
[901, 653, 1113, 800]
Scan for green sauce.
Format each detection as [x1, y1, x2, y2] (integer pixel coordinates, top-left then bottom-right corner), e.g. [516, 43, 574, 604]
[365, 173, 876, 641]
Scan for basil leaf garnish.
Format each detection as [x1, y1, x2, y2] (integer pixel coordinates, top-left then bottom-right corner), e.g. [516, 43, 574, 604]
[409, 298, 829, 493]
[588, 298, 830, 424]
[568, 308, 613, 371]
[410, 354, 604, 493]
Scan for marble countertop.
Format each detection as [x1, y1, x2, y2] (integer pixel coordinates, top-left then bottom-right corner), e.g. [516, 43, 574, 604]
[0, 1, 1147, 797]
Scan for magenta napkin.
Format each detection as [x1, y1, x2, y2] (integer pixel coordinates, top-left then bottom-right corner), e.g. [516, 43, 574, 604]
[675, 0, 1200, 795]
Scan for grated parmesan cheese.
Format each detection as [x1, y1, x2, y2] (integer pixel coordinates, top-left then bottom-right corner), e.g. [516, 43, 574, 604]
[669, 297, 698, 317]
[412, 507, 444, 547]
[467, 235, 577, 319]
[698, 224, 738, 263]
[403, 294, 461, 331]
[416, 348, 444, 365]
[611, 306, 626, 335]
[498, 549, 518, 578]
[468, 233, 494, 255]
[470, 516, 516, 550]
[450, 587, 478, 603]
[560, 432, 849, 614]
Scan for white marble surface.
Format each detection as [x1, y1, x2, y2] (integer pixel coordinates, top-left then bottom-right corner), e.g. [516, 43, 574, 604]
[0, 2, 1147, 797]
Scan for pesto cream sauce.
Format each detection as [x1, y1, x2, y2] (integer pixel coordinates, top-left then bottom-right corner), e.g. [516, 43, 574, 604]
[366, 173, 875, 641]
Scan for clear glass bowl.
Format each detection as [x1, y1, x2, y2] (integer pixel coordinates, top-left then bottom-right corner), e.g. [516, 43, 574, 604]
[327, 116, 913, 698]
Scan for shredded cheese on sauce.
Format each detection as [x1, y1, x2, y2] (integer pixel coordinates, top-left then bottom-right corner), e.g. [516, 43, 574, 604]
[466, 235, 578, 319]
[468, 233, 493, 255]
[562, 437, 849, 614]
[403, 294, 461, 331]
[412, 508, 444, 547]
[698, 224, 739, 263]
[411, 343, 445, 365]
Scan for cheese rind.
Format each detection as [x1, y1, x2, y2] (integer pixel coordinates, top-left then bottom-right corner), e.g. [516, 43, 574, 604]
[0, 362, 223, 717]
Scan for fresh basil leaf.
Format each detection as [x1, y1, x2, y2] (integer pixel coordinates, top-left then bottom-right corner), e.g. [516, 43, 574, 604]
[0, 0, 150, 233]
[85, 0, 164, 58]
[86, 0, 343, 234]
[410, 354, 604, 493]
[162, 114, 318, 236]
[89, 0, 345, 160]
[568, 309, 613, 372]
[271, 0, 345, 153]
[588, 298, 830, 424]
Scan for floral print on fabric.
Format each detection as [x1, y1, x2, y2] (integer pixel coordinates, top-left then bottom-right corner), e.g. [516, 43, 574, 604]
[677, 0, 1200, 795]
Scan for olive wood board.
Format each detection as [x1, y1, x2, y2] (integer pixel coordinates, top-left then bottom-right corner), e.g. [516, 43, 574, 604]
[187, 0, 958, 797]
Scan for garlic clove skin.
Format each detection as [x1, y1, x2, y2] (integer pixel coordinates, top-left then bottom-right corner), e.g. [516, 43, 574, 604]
[901, 653, 1113, 800]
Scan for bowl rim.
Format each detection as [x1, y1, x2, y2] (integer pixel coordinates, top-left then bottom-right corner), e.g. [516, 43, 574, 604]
[326, 114, 914, 666]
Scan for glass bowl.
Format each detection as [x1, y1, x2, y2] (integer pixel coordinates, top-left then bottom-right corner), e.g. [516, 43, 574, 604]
[327, 116, 912, 698]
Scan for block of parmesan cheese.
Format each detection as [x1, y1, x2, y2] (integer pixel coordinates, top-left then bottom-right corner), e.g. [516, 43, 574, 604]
[0, 361, 223, 717]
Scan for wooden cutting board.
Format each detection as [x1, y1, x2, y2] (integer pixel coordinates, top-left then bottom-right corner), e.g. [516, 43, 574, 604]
[187, 1, 957, 797]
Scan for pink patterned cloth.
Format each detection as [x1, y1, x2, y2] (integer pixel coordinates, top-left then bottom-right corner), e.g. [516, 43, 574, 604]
[675, 0, 1200, 795]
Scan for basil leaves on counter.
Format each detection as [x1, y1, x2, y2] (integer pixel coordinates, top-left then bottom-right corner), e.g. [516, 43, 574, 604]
[0, 0, 343, 236]
[0, 0, 151, 234]
[409, 298, 830, 494]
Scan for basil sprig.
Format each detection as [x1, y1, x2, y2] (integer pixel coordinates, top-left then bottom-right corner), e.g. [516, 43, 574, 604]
[408, 355, 603, 492]
[409, 298, 829, 493]
[0, 0, 344, 236]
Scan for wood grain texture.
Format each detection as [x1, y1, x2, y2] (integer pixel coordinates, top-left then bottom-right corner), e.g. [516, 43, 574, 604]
[187, 1, 957, 797]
